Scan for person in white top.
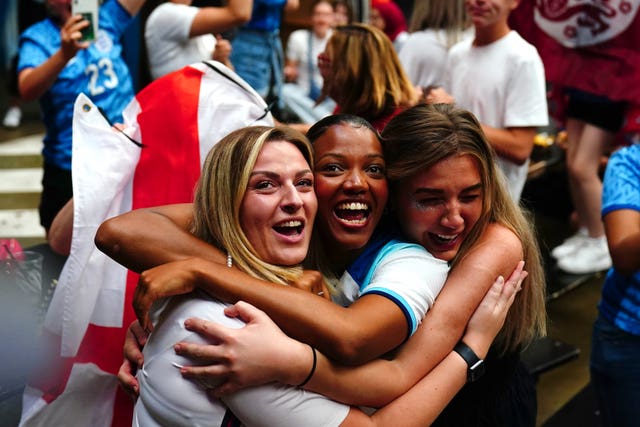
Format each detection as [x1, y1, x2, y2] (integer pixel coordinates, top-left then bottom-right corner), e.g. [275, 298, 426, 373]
[398, 0, 472, 89]
[144, 0, 252, 81]
[281, 0, 336, 124]
[444, 0, 548, 202]
[103, 110, 533, 426]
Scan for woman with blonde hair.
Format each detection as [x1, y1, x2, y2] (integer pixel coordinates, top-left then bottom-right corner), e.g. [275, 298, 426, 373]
[102, 118, 524, 426]
[188, 104, 546, 426]
[383, 103, 546, 355]
[316, 23, 418, 130]
[130, 125, 320, 425]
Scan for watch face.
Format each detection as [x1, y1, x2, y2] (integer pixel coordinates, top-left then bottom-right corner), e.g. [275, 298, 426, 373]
[468, 360, 485, 382]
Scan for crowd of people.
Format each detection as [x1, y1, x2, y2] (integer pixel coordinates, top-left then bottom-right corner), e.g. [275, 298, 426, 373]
[2, 0, 638, 426]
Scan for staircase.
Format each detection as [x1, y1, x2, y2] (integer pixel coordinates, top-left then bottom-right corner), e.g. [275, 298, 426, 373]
[0, 133, 46, 248]
[0, 132, 50, 425]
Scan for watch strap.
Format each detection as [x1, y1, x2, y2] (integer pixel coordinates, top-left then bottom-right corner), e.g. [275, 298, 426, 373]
[453, 341, 485, 382]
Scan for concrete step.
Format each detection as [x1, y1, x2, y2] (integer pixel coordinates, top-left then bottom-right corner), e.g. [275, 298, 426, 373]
[0, 134, 46, 245]
[0, 168, 43, 192]
[0, 168, 43, 209]
[0, 209, 45, 243]
[0, 134, 42, 169]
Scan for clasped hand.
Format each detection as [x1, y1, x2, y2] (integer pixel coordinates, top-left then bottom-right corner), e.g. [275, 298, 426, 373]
[133, 258, 201, 332]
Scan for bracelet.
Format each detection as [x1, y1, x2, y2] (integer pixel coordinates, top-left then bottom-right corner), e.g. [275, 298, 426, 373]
[297, 345, 317, 388]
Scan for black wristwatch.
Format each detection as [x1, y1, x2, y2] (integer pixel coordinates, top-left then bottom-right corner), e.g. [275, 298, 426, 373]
[454, 341, 485, 382]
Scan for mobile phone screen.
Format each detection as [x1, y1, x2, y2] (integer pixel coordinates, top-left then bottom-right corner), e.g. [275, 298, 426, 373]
[72, 0, 99, 42]
[79, 12, 96, 41]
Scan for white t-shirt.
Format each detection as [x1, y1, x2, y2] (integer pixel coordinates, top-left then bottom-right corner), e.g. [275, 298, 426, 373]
[134, 291, 351, 427]
[399, 28, 473, 88]
[332, 237, 448, 337]
[445, 31, 548, 201]
[145, 3, 216, 80]
[285, 28, 331, 95]
[393, 31, 409, 53]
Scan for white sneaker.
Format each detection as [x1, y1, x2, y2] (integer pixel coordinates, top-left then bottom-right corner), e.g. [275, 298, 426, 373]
[550, 228, 589, 260]
[2, 106, 22, 128]
[556, 236, 612, 274]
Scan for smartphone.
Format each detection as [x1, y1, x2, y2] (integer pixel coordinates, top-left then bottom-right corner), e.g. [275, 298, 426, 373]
[72, 0, 99, 42]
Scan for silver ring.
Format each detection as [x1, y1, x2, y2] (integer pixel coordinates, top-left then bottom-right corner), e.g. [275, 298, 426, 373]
[317, 291, 324, 296]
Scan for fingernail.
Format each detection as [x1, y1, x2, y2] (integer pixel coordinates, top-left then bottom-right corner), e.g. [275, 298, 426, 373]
[184, 319, 192, 329]
[498, 276, 504, 284]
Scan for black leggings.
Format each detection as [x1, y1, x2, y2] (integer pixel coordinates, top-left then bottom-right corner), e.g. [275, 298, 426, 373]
[39, 163, 73, 230]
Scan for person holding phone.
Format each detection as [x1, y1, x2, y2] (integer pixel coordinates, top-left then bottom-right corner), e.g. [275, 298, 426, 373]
[143, 0, 252, 81]
[16, 0, 146, 237]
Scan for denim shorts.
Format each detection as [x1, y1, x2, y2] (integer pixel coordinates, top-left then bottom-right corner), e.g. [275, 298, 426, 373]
[230, 29, 284, 104]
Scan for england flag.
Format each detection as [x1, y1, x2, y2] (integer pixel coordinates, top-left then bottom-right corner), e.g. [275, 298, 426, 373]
[19, 61, 273, 427]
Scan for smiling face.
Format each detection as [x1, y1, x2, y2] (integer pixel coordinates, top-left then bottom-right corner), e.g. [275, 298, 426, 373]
[313, 124, 388, 259]
[240, 141, 317, 266]
[394, 154, 483, 262]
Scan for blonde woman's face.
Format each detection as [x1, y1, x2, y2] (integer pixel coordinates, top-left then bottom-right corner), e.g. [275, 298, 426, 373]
[240, 141, 317, 266]
[394, 154, 483, 262]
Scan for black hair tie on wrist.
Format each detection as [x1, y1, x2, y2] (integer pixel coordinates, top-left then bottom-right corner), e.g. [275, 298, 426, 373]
[297, 345, 317, 388]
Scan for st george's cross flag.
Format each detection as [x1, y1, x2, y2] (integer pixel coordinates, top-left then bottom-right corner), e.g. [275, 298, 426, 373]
[510, 0, 640, 103]
[19, 61, 274, 427]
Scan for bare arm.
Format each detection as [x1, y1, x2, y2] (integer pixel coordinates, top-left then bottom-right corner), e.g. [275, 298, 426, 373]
[192, 267, 520, 426]
[604, 209, 640, 275]
[481, 125, 536, 165]
[345, 268, 519, 426]
[96, 204, 409, 364]
[189, 0, 253, 38]
[137, 258, 409, 364]
[174, 225, 524, 406]
[19, 15, 89, 101]
[344, 350, 468, 426]
[212, 35, 233, 68]
[95, 203, 226, 273]
[284, 58, 300, 82]
[284, 0, 300, 12]
[295, 224, 523, 405]
[48, 198, 74, 255]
